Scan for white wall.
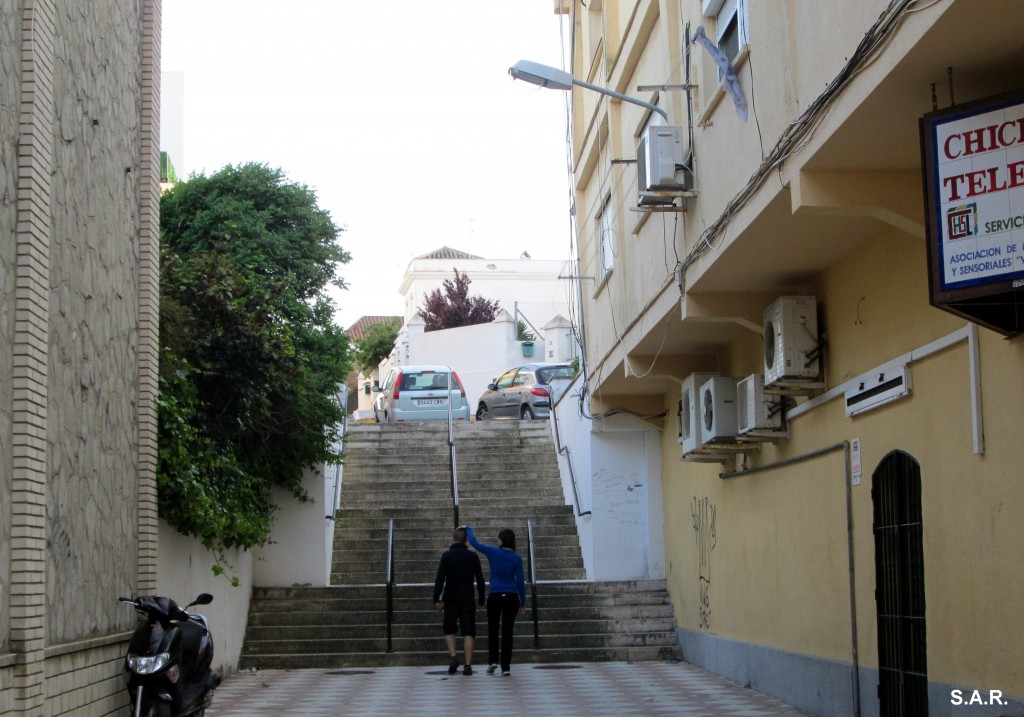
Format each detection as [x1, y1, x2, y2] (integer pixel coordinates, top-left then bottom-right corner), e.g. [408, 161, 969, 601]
[157, 521, 253, 676]
[551, 376, 666, 581]
[385, 310, 579, 416]
[355, 370, 376, 417]
[254, 459, 341, 587]
[551, 378, 595, 576]
[399, 311, 526, 410]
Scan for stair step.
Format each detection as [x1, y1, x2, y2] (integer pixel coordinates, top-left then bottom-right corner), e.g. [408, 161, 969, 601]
[243, 422, 679, 669]
[245, 614, 676, 638]
[240, 645, 679, 671]
[244, 630, 680, 655]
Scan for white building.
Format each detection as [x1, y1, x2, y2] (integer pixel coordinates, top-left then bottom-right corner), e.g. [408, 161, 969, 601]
[398, 246, 573, 339]
[380, 246, 578, 413]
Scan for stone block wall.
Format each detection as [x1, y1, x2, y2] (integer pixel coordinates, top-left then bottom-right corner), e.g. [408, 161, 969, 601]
[0, 1, 161, 714]
[0, 2, 21, 662]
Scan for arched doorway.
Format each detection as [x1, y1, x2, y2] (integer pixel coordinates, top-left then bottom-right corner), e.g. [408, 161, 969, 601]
[872, 450, 928, 715]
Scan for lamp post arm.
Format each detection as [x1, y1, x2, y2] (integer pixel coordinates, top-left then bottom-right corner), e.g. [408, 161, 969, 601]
[572, 78, 668, 121]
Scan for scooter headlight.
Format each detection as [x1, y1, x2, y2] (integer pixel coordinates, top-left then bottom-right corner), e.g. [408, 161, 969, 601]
[126, 652, 171, 675]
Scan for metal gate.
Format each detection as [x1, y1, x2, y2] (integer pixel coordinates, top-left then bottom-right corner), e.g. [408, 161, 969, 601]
[872, 450, 928, 716]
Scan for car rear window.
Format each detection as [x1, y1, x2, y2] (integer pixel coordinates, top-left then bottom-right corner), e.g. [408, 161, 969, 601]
[401, 371, 451, 390]
[537, 366, 574, 383]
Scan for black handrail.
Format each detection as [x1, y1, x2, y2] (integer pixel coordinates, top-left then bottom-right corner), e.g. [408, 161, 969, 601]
[526, 519, 539, 649]
[385, 518, 395, 653]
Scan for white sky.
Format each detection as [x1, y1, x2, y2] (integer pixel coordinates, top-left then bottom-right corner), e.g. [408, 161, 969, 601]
[161, 2, 575, 331]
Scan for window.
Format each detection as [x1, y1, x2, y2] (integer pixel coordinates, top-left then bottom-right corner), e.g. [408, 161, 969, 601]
[702, 0, 749, 81]
[513, 371, 533, 387]
[696, 0, 750, 120]
[597, 197, 614, 281]
[706, 0, 748, 65]
[495, 370, 517, 390]
[537, 366, 574, 384]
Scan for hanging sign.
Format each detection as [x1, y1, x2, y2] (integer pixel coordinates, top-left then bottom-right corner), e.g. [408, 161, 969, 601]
[921, 89, 1024, 337]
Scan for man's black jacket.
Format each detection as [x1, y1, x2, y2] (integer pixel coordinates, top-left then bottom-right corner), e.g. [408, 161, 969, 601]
[433, 543, 485, 605]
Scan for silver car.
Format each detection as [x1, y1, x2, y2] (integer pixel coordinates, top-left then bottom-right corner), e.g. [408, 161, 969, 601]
[475, 362, 575, 420]
[372, 365, 471, 423]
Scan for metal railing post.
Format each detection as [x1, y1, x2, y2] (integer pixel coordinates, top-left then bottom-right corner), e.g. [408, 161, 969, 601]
[527, 520, 539, 649]
[385, 519, 395, 653]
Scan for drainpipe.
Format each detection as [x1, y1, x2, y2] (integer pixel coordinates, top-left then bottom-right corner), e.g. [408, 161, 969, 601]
[721, 442, 861, 717]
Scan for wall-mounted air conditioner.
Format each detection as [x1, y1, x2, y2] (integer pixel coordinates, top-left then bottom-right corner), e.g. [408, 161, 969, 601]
[699, 376, 739, 445]
[637, 125, 692, 206]
[680, 372, 718, 454]
[737, 374, 783, 435]
[763, 295, 819, 388]
[845, 364, 912, 417]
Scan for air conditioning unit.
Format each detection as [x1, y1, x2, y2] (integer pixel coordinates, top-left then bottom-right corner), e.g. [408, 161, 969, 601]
[699, 376, 739, 445]
[637, 125, 692, 206]
[845, 364, 912, 417]
[763, 296, 819, 388]
[737, 374, 783, 434]
[680, 372, 718, 454]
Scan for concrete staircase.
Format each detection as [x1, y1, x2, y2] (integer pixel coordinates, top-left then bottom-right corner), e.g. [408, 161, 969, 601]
[240, 421, 680, 669]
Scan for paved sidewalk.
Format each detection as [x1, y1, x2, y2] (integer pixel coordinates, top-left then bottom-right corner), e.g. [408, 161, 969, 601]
[206, 660, 808, 716]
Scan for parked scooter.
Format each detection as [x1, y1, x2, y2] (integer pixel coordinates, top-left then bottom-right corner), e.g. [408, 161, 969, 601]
[119, 592, 221, 717]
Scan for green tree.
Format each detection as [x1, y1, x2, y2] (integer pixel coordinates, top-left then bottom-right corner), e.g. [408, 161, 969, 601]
[159, 163, 352, 555]
[418, 268, 500, 332]
[353, 320, 400, 374]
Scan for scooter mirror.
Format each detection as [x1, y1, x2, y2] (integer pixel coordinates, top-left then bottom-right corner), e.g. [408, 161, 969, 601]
[190, 593, 214, 607]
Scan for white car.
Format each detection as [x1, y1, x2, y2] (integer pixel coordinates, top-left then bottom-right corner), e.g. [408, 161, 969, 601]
[372, 365, 471, 423]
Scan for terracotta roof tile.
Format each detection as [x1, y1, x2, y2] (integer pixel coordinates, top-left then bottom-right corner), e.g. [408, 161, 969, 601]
[414, 246, 483, 260]
[345, 315, 402, 342]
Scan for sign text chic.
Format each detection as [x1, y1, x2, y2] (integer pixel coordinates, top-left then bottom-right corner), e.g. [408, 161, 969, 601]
[942, 117, 1024, 202]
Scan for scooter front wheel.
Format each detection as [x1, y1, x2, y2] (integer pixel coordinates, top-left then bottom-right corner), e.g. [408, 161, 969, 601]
[135, 699, 171, 717]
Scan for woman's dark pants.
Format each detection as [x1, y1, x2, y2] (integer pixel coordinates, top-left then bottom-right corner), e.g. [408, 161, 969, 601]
[487, 592, 520, 671]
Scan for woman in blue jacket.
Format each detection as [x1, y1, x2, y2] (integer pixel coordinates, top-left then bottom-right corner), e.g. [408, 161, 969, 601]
[465, 525, 526, 676]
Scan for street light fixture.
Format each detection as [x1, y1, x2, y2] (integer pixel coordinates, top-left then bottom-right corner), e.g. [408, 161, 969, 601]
[509, 59, 668, 121]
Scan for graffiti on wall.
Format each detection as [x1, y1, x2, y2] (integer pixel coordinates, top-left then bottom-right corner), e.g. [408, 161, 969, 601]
[691, 496, 716, 630]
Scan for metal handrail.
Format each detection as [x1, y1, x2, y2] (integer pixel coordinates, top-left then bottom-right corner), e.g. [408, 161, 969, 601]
[526, 520, 539, 648]
[550, 388, 591, 517]
[385, 519, 395, 653]
[447, 370, 460, 527]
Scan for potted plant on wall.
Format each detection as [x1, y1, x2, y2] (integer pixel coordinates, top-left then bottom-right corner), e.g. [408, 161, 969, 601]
[517, 320, 537, 358]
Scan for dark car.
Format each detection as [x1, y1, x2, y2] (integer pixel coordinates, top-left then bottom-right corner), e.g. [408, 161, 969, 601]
[475, 362, 575, 420]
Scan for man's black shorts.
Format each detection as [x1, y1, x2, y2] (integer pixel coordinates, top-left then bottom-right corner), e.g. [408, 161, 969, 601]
[442, 599, 477, 636]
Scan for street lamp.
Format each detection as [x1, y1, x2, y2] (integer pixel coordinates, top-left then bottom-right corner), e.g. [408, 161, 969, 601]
[509, 59, 668, 121]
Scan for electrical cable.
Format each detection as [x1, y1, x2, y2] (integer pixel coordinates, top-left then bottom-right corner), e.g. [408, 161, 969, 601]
[684, 0, 928, 273]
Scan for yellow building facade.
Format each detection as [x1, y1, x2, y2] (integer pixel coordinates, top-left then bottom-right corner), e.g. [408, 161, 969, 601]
[555, 0, 1024, 714]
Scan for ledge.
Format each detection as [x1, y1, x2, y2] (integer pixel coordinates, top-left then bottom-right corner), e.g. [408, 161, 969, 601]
[45, 631, 133, 659]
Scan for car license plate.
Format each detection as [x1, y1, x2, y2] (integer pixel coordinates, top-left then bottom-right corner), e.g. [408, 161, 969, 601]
[416, 399, 446, 407]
